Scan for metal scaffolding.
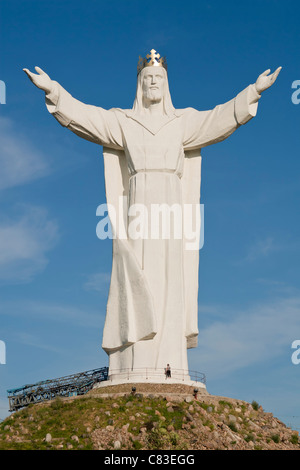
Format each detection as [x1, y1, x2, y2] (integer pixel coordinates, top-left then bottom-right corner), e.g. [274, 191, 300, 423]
[7, 367, 109, 412]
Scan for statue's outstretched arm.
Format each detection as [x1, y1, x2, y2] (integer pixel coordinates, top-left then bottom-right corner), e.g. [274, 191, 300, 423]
[255, 67, 282, 94]
[23, 66, 123, 149]
[183, 67, 282, 151]
[23, 66, 53, 94]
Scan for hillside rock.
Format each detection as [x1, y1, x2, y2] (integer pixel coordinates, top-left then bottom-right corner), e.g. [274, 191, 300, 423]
[0, 383, 299, 450]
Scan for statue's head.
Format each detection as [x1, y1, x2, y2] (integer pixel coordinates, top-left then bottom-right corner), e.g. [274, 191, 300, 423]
[142, 66, 165, 105]
[132, 49, 175, 116]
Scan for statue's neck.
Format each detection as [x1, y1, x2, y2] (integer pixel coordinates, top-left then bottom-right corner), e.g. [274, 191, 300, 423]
[142, 98, 164, 116]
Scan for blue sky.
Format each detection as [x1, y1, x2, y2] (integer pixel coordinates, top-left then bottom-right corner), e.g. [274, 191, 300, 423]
[1, 0, 300, 431]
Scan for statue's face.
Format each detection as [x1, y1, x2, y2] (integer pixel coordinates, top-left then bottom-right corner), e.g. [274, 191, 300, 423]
[142, 66, 165, 103]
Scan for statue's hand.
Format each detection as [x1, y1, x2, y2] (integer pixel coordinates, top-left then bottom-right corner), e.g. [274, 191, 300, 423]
[255, 67, 282, 94]
[23, 66, 53, 95]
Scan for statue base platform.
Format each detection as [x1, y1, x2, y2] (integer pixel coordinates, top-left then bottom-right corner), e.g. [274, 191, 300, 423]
[93, 368, 207, 393]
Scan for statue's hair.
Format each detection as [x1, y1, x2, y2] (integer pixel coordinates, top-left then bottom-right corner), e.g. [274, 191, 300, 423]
[131, 67, 175, 116]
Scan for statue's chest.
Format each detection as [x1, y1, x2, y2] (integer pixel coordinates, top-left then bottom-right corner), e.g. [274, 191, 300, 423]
[121, 118, 183, 171]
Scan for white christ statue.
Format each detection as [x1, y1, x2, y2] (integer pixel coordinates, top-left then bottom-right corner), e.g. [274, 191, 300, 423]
[24, 50, 281, 384]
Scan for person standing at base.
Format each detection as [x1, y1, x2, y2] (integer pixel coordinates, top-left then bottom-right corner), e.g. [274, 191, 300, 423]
[165, 364, 171, 378]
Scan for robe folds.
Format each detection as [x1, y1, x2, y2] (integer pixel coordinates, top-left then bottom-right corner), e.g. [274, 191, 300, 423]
[45, 82, 260, 371]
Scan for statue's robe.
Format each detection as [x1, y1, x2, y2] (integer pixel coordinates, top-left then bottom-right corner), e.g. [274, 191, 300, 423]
[45, 82, 260, 372]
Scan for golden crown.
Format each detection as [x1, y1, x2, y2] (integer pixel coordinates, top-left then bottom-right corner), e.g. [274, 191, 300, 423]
[137, 49, 167, 75]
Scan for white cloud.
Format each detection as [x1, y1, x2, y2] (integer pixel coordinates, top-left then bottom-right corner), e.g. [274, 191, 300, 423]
[14, 332, 66, 354]
[244, 236, 277, 262]
[0, 117, 50, 191]
[84, 272, 111, 293]
[0, 205, 59, 283]
[191, 295, 300, 379]
[0, 299, 103, 328]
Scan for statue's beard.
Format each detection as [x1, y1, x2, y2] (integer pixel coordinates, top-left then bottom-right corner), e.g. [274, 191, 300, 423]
[143, 88, 163, 104]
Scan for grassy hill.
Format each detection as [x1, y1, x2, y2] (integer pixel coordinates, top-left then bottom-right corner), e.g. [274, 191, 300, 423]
[0, 383, 299, 450]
